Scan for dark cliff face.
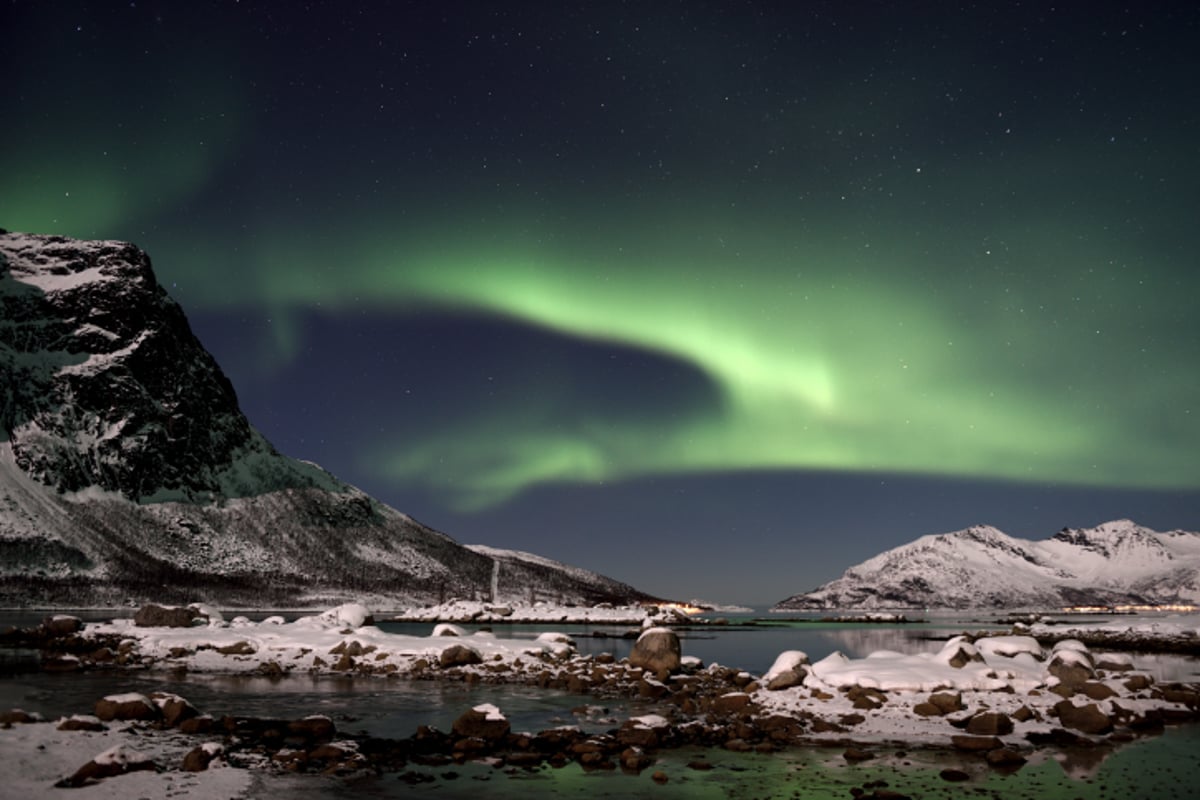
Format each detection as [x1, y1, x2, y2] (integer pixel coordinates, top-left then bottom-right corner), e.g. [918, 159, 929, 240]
[1, 233, 255, 500]
[0, 231, 655, 608]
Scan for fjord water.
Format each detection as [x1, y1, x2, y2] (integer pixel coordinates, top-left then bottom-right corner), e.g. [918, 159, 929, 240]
[2, 611, 1198, 798]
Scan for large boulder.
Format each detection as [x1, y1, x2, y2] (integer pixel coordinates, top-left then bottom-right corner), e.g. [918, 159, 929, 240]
[451, 704, 510, 741]
[629, 627, 681, 679]
[439, 644, 483, 668]
[134, 604, 204, 628]
[94, 693, 160, 722]
[1054, 700, 1113, 735]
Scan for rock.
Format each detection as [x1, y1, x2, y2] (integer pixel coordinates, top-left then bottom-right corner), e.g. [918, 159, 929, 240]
[843, 747, 874, 761]
[766, 670, 806, 691]
[1047, 653, 1095, 687]
[59, 745, 156, 787]
[928, 692, 965, 714]
[966, 712, 1014, 736]
[651, 770, 669, 784]
[629, 628, 681, 679]
[620, 747, 653, 772]
[134, 604, 205, 628]
[1124, 674, 1153, 692]
[1, 709, 40, 724]
[1053, 701, 1113, 735]
[711, 692, 752, 715]
[217, 640, 256, 655]
[41, 615, 83, 636]
[57, 715, 106, 732]
[439, 644, 483, 668]
[912, 702, 942, 717]
[179, 715, 216, 734]
[1079, 681, 1117, 700]
[151, 693, 199, 727]
[182, 743, 222, 772]
[939, 768, 970, 782]
[451, 705, 510, 742]
[94, 693, 160, 722]
[951, 735, 1003, 752]
[288, 716, 337, 743]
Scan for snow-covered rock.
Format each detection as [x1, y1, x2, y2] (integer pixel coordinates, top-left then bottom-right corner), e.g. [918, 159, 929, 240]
[774, 520, 1200, 610]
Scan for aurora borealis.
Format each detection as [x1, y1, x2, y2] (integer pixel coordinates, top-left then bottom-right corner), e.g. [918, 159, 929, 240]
[2, 2, 1197, 602]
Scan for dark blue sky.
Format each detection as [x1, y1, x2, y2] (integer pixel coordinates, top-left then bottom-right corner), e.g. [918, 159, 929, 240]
[2, 1, 1197, 604]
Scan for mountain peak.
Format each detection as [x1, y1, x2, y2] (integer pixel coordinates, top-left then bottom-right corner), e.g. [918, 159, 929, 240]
[0, 231, 656, 608]
[775, 521, 1200, 611]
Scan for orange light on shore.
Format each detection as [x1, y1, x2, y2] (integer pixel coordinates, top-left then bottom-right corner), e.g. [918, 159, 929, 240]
[1060, 604, 1198, 614]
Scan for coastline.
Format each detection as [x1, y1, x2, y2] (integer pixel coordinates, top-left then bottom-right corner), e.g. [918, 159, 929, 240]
[3, 602, 1199, 794]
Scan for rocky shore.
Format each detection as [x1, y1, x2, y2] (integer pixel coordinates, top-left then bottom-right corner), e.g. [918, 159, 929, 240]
[2, 603, 1199, 794]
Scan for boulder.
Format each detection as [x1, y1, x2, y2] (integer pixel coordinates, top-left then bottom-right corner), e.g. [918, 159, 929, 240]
[451, 704, 510, 742]
[151, 693, 199, 727]
[439, 644, 483, 668]
[629, 628, 681, 679]
[1053, 701, 1113, 735]
[134, 604, 204, 628]
[966, 712, 1014, 736]
[288, 716, 337, 743]
[94, 693, 160, 722]
[711, 692, 752, 715]
[42, 615, 84, 636]
[181, 743, 222, 772]
[928, 692, 965, 714]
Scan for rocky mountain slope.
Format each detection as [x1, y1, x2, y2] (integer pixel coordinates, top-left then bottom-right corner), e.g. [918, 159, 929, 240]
[773, 520, 1200, 611]
[0, 230, 656, 607]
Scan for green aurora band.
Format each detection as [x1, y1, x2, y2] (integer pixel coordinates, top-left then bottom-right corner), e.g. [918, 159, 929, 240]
[167, 199, 1196, 510]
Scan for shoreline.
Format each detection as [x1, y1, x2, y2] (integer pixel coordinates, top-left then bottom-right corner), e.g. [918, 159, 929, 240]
[3, 603, 1199, 795]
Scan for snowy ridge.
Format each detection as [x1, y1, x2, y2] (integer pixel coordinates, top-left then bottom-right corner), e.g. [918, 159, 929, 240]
[465, 544, 655, 604]
[0, 231, 656, 607]
[774, 519, 1200, 611]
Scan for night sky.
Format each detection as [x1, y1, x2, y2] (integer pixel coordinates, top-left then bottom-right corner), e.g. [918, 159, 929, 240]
[3, 1, 1198, 605]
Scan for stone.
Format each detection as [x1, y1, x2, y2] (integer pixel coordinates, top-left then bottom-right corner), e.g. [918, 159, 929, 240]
[766, 669, 806, 691]
[629, 628, 681, 679]
[1124, 674, 1153, 692]
[711, 692, 752, 715]
[57, 716, 106, 732]
[939, 768, 970, 782]
[439, 644, 483, 668]
[928, 692, 965, 714]
[182, 744, 222, 772]
[217, 640, 256, 655]
[94, 693, 160, 722]
[288, 716, 337, 743]
[41, 615, 83, 636]
[0, 709, 40, 724]
[1047, 654, 1095, 687]
[151, 693, 199, 727]
[451, 705, 510, 742]
[620, 747, 653, 772]
[843, 747, 874, 761]
[912, 702, 942, 717]
[1053, 701, 1113, 735]
[1078, 681, 1117, 700]
[651, 770, 669, 784]
[966, 712, 1014, 736]
[134, 604, 204, 628]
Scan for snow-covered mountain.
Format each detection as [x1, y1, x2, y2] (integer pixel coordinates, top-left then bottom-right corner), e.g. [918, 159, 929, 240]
[0, 230, 656, 607]
[773, 520, 1200, 611]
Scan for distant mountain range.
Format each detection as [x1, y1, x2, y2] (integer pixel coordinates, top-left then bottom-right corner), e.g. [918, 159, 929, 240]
[0, 230, 656, 607]
[773, 520, 1200, 611]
